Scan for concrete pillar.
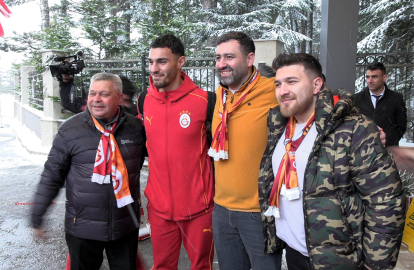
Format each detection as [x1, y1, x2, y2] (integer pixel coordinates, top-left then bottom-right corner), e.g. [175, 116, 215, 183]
[319, 0, 359, 93]
[40, 50, 67, 147]
[253, 39, 285, 68]
[42, 50, 66, 119]
[20, 66, 34, 106]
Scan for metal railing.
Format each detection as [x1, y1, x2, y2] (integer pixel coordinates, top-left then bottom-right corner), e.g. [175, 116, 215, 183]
[20, 52, 414, 142]
[67, 56, 217, 103]
[28, 73, 43, 110]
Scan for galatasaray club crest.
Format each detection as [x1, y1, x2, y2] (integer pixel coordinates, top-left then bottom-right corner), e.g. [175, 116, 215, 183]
[179, 111, 191, 128]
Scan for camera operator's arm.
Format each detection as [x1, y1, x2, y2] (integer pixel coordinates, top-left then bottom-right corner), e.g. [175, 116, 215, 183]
[59, 75, 84, 114]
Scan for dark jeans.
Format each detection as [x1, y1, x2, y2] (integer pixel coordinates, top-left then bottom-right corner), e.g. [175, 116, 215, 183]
[212, 203, 282, 270]
[65, 230, 138, 270]
[285, 244, 312, 270]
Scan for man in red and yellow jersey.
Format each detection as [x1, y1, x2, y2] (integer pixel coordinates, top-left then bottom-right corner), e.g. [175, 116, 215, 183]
[209, 31, 283, 270]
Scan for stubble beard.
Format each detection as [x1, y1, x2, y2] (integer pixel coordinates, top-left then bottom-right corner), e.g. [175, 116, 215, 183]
[218, 66, 247, 87]
[279, 93, 315, 120]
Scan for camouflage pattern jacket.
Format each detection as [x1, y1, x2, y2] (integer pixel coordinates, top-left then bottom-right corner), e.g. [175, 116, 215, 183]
[258, 87, 406, 270]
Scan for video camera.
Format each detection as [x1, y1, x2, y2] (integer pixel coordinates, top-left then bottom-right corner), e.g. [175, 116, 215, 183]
[49, 51, 85, 81]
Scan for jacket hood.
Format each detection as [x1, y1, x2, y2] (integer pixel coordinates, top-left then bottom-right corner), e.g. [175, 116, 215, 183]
[314, 86, 357, 135]
[148, 71, 200, 104]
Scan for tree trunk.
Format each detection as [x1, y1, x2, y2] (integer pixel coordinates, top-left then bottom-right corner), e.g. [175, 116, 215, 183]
[123, 1, 131, 46]
[106, 0, 118, 58]
[60, 0, 69, 17]
[201, 0, 213, 10]
[308, 1, 314, 54]
[40, 0, 50, 30]
[300, 14, 307, 53]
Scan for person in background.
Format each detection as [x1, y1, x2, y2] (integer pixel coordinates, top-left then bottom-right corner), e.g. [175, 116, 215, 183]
[119, 75, 138, 116]
[60, 74, 139, 116]
[258, 63, 276, 78]
[354, 62, 407, 146]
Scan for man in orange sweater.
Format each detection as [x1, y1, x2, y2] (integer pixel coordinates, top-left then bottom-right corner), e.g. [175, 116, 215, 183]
[209, 31, 283, 270]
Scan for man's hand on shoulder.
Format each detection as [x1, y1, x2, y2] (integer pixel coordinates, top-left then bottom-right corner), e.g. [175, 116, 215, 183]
[378, 126, 386, 147]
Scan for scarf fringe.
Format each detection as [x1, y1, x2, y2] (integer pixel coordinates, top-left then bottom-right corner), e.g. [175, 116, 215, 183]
[264, 206, 281, 218]
[285, 187, 300, 201]
[116, 195, 134, 208]
[91, 173, 111, 184]
[208, 148, 228, 161]
[280, 184, 286, 197]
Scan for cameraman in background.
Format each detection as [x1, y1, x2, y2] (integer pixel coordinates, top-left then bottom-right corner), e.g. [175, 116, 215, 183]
[59, 73, 87, 114]
[59, 74, 138, 116]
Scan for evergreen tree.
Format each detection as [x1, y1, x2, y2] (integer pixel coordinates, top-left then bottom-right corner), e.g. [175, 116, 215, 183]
[358, 0, 414, 53]
[78, 0, 131, 59]
[0, 0, 79, 69]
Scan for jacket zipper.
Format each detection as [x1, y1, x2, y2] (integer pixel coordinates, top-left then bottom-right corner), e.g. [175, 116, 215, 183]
[301, 132, 324, 270]
[107, 112, 125, 240]
[108, 180, 113, 240]
[165, 95, 174, 220]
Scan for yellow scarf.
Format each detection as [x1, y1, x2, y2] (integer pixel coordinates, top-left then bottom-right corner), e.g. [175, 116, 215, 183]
[208, 67, 260, 161]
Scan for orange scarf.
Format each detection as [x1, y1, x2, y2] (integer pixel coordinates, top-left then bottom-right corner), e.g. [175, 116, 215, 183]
[208, 68, 260, 161]
[264, 112, 315, 218]
[91, 112, 133, 208]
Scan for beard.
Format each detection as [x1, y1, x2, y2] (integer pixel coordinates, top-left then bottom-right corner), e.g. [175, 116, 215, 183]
[217, 65, 247, 87]
[152, 77, 169, 89]
[151, 69, 177, 89]
[151, 73, 169, 89]
[278, 92, 315, 120]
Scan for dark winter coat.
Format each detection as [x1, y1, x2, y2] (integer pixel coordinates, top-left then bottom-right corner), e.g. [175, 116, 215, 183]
[31, 107, 146, 242]
[59, 79, 86, 114]
[259, 87, 406, 270]
[354, 84, 407, 146]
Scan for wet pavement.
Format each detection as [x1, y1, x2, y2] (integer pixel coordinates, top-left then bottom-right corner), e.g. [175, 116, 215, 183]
[0, 124, 68, 269]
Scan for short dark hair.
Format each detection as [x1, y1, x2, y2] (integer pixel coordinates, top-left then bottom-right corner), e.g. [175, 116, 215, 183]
[119, 75, 137, 97]
[258, 64, 275, 78]
[150, 34, 185, 57]
[216, 31, 255, 56]
[367, 62, 386, 74]
[321, 73, 326, 83]
[272, 53, 323, 78]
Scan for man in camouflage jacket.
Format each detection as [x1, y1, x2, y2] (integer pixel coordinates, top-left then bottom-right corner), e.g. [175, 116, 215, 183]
[258, 53, 405, 270]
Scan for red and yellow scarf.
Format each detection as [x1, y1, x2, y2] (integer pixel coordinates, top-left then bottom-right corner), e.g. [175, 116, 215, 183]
[264, 112, 315, 218]
[91, 112, 133, 208]
[208, 68, 260, 160]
